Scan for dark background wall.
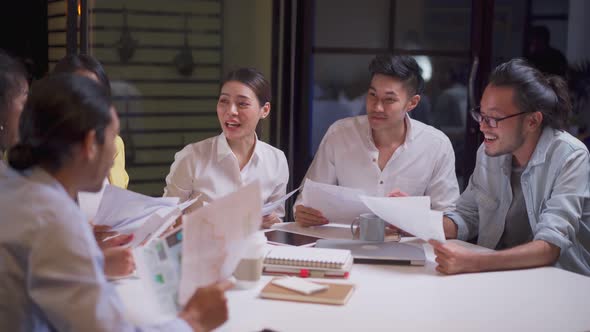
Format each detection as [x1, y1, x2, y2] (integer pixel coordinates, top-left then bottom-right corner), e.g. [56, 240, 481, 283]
[0, 0, 48, 80]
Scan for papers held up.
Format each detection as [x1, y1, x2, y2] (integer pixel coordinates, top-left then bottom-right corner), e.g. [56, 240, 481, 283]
[262, 186, 301, 216]
[301, 179, 370, 224]
[298, 180, 445, 242]
[360, 196, 446, 243]
[92, 185, 199, 246]
[179, 182, 263, 306]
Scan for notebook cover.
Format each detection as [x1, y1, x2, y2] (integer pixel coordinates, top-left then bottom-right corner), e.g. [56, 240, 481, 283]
[259, 278, 355, 305]
[264, 246, 353, 271]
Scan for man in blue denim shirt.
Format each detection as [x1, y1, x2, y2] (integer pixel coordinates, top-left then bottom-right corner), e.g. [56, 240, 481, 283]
[430, 59, 590, 276]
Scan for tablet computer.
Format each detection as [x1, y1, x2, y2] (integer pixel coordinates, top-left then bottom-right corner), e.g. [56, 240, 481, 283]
[264, 230, 322, 247]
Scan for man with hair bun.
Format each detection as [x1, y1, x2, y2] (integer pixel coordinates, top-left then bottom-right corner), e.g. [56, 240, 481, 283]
[432, 59, 590, 276]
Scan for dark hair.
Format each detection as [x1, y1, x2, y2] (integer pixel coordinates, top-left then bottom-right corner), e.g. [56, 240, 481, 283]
[488, 58, 571, 130]
[369, 54, 424, 96]
[0, 50, 27, 117]
[8, 74, 112, 171]
[531, 26, 550, 44]
[221, 68, 271, 106]
[53, 54, 111, 96]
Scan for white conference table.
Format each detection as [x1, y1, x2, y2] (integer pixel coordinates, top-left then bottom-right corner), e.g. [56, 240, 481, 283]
[116, 237, 590, 332]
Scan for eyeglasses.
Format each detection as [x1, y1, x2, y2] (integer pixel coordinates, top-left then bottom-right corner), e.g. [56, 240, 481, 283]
[470, 107, 529, 128]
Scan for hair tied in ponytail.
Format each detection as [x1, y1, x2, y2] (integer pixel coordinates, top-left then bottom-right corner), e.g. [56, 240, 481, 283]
[7, 142, 38, 171]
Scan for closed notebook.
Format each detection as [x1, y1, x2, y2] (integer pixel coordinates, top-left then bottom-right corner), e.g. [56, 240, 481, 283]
[263, 246, 353, 277]
[260, 277, 355, 305]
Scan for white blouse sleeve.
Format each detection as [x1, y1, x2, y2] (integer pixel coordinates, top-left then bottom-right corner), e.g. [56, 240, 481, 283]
[164, 145, 197, 202]
[266, 151, 289, 219]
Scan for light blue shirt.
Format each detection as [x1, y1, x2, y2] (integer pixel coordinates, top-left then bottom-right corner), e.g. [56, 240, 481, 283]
[446, 128, 590, 276]
[0, 164, 191, 331]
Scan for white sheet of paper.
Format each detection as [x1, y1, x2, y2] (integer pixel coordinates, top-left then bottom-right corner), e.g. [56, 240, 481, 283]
[93, 185, 179, 230]
[112, 197, 200, 237]
[301, 179, 370, 224]
[179, 182, 263, 306]
[262, 187, 300, 216]
[360, 196, 446, 242]
[128, 207, 182, 248]
[78, 179, 109, 221]
[178, 195, 201, 211]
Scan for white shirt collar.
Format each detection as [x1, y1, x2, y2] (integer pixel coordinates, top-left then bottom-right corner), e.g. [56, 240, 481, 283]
[365, 114, 417, 148]
[215, 132, 263, 164]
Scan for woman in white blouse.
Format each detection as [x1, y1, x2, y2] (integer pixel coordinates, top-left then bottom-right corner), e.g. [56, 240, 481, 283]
[164, 68, 289, 228]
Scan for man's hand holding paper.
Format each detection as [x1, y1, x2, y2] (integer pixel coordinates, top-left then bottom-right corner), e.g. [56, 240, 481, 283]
[92, 185, 200, 248]
[299, 179, 370, 225]
[360, 196, 446, 243]
[294, 205, 329, 227]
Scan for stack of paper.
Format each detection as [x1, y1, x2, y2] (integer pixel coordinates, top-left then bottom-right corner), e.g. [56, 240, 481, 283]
[92, 185, 198, 247]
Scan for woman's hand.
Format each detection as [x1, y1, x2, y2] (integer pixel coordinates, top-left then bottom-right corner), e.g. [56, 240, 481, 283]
[103, 246, 136, 277]
[92, 224, 118, 243]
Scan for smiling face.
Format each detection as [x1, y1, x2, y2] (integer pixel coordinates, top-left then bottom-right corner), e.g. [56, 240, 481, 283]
[365, 73, 420, 133]
[479, 84, 530, 158]
[216, 80, 269, 142]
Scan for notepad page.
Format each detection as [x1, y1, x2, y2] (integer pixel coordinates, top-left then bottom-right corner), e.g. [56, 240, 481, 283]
[265, 246, 351, 269]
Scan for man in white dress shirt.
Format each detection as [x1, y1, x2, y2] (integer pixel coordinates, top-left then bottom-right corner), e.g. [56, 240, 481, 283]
[295, 54, 460, 226]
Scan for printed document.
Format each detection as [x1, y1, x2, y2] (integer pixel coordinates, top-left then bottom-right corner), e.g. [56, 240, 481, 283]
[93, 185, 199, 232]
[78, 179, 109, 220]
[262, 186, 301, 216]
[301, 179, 370, 224]
[360, 196, 446, 242]
[179, 182, 263, 306]
[127, 207, 180, 248]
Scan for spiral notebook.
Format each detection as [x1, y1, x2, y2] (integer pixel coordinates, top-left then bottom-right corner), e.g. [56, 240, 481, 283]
[263, 246, 353, 278]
